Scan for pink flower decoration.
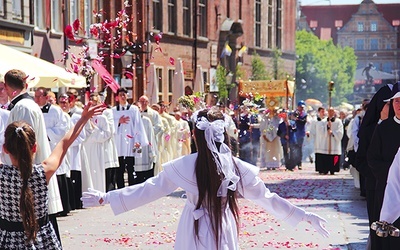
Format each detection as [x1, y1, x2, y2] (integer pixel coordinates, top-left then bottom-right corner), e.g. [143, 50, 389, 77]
[72, 19, 81, 32]
[64, 25, 75, 41]
[124, 71, 134, 79]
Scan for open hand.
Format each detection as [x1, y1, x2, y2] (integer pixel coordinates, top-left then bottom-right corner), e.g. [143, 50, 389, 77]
[303, 212, 330, 238]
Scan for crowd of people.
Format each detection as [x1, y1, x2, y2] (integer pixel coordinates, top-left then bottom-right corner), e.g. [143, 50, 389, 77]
[1, 68, 400, 249]
[0, 69, 332, 249]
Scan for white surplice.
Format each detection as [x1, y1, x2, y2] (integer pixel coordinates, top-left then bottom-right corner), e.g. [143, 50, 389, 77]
[161, 112, 178, 159]
[83, 114, 111, 193]
[155, 115, 170, 172]
[134, 116, 157, 172]
[6, 97, 62, 214]
[112, 105, 149, 157]
[107, 154, 306, 250]
[311, 118, 343, 155]
[175, 118, 191, 157]
[102, 108, 119, 169]
[0, 109, 10, 154]
[43, 105, 69, 175]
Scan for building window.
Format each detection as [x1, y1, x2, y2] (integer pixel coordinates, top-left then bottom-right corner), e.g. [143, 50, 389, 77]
[83, 0, 93, 36]
[386, 40, 392, 50]
[35, 0, 45, 29]
[51, 0, 62, 31]
[267, 0, 273, 49]
[255, 0, 261, 47]
[168, 0, 176, 33]
[383, 62, 393, 73]
[153, 0, 163, 31]
[371, 21, 377, 32]
[198, 0, 207, 37]
[357, 22, 364, 32]
[12, 0, 22, 19]
[167, 69, 173, 103]
[370, 38, 378, 50]
[0, 0, 5, 16]
[356, 39, 364, 50]
[70, 0, 79, 24]
[157, 68, 164, 101]
[202, 71, 208, 87]
[182, 0, 191, 36]
[276, 0, 282, 49]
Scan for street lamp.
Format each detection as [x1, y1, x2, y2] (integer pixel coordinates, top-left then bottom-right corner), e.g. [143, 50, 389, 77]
[121, 50, 133, 69]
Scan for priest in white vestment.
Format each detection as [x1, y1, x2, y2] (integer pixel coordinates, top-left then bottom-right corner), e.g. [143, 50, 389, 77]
[112, 88, 148, 188]
[83, 102, 111, 193]
[35, 87, 71, 216]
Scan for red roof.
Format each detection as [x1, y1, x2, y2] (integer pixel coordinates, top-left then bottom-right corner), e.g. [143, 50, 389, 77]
[301, 3, 400, 45]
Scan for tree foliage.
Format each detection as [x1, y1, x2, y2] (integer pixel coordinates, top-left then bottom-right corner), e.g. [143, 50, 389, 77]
[295, 30, 357, 106]
[216, 64, 228, 102]
[251, 52, 269, 80]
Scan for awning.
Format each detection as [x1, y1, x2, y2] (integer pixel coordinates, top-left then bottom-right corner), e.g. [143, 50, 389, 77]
[172, 58, 185, 106]
[0, 44, 86, 88]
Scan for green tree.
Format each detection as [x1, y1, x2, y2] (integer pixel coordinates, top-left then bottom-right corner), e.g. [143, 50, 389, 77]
[216, 64, 228, 102]
[235, 63, 246, 80]
[251, 52, 269, 80]
[295, 30, 357, 106]
[271, 47, 292, 80]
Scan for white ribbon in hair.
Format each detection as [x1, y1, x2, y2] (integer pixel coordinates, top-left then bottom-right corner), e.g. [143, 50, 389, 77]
[196, 117, 240, 197]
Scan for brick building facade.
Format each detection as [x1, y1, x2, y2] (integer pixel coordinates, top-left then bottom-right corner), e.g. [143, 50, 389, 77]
[1, 1, 297, 107]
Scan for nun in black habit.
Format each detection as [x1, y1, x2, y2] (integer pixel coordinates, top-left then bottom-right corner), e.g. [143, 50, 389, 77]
[367, 84, 400, 250]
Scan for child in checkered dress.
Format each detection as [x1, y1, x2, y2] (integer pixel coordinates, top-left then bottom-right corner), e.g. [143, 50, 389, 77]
[0, 102, 104, 249]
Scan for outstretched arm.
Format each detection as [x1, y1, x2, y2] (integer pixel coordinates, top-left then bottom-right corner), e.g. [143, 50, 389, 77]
[43, 103, 105, 183]
[81, 170, 178, 215]
[239, 176, 329, 237]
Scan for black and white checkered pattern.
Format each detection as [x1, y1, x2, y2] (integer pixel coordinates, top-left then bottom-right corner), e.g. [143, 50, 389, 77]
[0, 164, 61, 249]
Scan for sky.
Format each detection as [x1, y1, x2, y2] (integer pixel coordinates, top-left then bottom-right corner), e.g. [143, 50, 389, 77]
[300, 0, 399, 5]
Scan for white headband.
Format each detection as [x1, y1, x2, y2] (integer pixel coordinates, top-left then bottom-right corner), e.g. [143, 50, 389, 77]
[196, 117, 240, 197]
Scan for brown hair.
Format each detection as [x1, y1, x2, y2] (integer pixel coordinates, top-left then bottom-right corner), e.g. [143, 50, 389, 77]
[4, 121, 38, 242]
[4, 69, 27, 90]
[193, 108, 241, 249]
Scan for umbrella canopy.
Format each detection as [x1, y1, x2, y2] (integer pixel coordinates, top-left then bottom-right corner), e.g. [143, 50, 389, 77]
[339, 102, 354, 111]
[305, 98, 323, 107]
[172, 58, 185, 107]
[193, 65, 204, 93]
[0, 44, 86, 88]
[146, 63, 158, 105]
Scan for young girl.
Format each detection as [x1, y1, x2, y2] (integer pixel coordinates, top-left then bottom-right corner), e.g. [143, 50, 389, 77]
[82, 107, 329, 250]
[0, 102, 104, 249]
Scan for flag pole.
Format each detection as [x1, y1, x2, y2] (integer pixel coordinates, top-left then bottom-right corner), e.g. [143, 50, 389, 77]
[328, 81, 335, 154]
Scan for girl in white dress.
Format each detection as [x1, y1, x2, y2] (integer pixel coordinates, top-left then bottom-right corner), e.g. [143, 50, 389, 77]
[82, 107, 329, 249]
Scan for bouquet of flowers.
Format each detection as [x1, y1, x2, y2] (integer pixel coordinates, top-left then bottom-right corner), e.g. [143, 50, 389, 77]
[178, 95, 195, 110]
